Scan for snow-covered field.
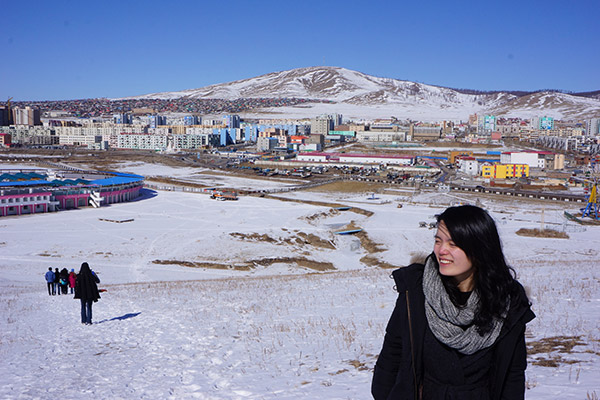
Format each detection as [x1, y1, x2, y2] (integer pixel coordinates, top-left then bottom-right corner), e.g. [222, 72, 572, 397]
[1, 166, 599, 399]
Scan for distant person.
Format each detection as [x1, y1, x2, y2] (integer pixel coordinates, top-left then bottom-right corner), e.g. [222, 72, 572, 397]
[372, 205, 535, 400]
[59, 268, 69, 295]
[74, 262, 101, 325]
[44, 267, 55, 296]
[54, 268, 61, 296]
[68, 269, 76, 294]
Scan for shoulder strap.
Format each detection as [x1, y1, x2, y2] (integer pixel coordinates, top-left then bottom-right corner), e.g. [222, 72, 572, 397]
[406, 290, 420, 400]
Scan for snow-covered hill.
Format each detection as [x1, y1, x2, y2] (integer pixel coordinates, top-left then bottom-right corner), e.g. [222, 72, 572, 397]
[121, 66, 600, 121]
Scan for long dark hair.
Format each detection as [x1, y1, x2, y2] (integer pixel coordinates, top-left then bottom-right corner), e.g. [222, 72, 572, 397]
[436, 205, 515, 335]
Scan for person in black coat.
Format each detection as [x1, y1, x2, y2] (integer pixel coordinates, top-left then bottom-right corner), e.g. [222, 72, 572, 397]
[54, 268, 61, 296]
[73, 262, 101, 325]
[372, 205, 535, 400]
[59, 268, 69, 295]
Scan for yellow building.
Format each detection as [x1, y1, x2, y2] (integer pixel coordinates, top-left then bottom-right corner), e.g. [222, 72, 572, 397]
[450, 151, 474, 164]
[481, 163, 529, 179]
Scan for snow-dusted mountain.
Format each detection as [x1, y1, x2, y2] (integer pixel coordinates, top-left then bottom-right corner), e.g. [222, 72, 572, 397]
[122, 66, 600, 121]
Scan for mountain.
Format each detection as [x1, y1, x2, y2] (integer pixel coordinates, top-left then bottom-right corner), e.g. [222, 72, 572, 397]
[122, 67, 600, 121]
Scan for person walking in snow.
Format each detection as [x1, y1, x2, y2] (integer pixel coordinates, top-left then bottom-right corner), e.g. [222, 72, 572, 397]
[372, 205, 535, 400]
[44, 267, 55, 296]
[59, 268, 69, 295]
[68, 269, 76, 294]
[54, 268, 61, 296]
[74, 262, 101, 325]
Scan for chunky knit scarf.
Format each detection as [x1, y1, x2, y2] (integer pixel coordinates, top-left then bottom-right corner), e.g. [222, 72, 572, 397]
[422, 257, 506, 355]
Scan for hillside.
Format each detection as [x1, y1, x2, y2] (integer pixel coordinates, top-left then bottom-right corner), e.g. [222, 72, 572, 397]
[121, 66, 600, 121]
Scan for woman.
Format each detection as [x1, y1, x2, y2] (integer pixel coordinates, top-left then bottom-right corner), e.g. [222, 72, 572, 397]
[74, 262, 101, 325]
[68, 269, 77, 294]
[372, 205, 535, 400]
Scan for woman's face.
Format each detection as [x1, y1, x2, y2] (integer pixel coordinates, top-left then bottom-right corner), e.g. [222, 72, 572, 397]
[433, 221, 475, 291]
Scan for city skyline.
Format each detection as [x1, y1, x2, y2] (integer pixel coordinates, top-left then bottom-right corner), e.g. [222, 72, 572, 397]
[2, 0, 599, 101]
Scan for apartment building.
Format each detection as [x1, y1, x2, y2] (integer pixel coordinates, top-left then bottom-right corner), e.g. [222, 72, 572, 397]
[356, 131, 406, 143]
[117, 133, 168, 150]
[13, 107, 41, 126]
[481, 163, 529, 179]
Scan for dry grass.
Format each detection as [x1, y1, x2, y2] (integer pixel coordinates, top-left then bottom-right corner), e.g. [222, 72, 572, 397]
[152, 256, 335, 272]
[305, 180, 390, 194]
[359, 255, 401, 269]
[152, 259, 253, 271]
[527, 335, 591, 367]
[302, 208, 340, 222]
[229, 231, 336, 250]
[146, 176, 210, 189]
[516, 228, 570, 239]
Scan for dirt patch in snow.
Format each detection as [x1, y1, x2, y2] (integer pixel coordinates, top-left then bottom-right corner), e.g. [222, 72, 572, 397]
[152, 259, 253, 271]
[303, 208, 340, 222]
[527, 335, 598, 367]
[340, 221, 386, 254]
[516, 228, 569, 239]
[152, 256, 335, 272]
[229, 231, 336, 250]
[359, 255, 400, 269]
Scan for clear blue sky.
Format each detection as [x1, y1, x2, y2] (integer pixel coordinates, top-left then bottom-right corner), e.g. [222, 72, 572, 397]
[2, 0, 598, 101]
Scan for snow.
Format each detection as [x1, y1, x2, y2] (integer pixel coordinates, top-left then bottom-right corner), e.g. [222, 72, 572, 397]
[111, 161, 305, 191]
[118, 66, 600, 122]
[1, 163, 599, 399]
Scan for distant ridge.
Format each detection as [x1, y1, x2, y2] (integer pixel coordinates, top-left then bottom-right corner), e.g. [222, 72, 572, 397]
[120, 66, 600, 120]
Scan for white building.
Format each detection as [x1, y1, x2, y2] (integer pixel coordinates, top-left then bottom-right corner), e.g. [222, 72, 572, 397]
[337, 154, 413, 165]
[296, 152, 329, 162]
[117, 134, 168, 151]
[356, 131, 407, 143]
[501, 151, 546, 168]
[172, 134, 219, 150]
[456, 157, 479, 176]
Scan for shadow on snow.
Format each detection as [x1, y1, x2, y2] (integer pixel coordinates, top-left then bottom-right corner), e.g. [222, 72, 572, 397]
[97, 312, 141, 323]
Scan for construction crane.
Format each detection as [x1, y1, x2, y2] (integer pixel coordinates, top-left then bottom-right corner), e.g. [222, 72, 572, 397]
[6, 97, 13, 125]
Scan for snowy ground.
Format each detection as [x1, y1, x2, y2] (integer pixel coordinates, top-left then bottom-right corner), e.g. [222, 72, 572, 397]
[1, 167, 599, 399]
[114, 161, 306, 192]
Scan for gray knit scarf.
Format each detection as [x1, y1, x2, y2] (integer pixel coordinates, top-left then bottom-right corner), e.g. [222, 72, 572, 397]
[423, 257, 506, 355]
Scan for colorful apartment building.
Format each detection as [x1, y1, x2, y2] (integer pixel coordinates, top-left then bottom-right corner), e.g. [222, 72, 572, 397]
[481, 163, 529, 179]
[0, 171, 144, 217]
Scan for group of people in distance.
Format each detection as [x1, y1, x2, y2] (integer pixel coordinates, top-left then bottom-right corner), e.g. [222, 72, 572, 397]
[44, 262, 101, 325]
[44, 267, 76, 295]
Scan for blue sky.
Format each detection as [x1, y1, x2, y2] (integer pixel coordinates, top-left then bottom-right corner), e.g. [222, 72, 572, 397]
[2, 0, 598, 101]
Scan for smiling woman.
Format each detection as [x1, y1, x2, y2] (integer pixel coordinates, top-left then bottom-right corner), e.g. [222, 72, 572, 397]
[433, 220, 474, 292]
[372, 205, 535, 400]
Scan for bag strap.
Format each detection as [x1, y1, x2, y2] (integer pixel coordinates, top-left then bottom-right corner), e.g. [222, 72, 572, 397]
[406, 290, 419, 400]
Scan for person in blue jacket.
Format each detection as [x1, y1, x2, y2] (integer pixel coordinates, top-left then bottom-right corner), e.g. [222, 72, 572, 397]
[372, 205, 535, 400]
[44, 267, 55, 296]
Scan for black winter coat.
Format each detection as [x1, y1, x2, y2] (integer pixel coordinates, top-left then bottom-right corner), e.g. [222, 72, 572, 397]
[74, 264, 101, 302]
[372, 263, 535, 400]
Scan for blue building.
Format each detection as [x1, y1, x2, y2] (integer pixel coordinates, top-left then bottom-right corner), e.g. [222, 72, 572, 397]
[244, 125, 259, 142]
[214, 128, 235, 146]
[184, 115, 201, 126]
[113, 113, 132, 124]
[223, 115, 240, 129]
[148, 115, 167, 128]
